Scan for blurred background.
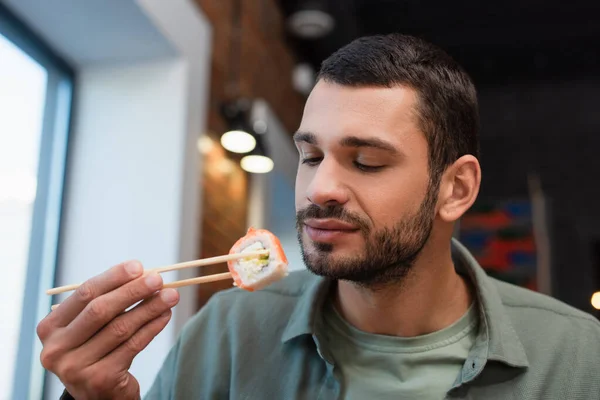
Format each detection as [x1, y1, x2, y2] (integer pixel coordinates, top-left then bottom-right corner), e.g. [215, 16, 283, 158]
[1, 0, 599, 398]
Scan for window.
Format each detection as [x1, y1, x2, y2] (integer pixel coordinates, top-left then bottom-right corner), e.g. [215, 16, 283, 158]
[0, 32, 48, 399]
[0, 5, 74, 399]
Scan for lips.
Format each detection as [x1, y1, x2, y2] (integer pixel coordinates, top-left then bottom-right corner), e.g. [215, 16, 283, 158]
[304, 219, 358, 231]
[303, 219, 359, 243]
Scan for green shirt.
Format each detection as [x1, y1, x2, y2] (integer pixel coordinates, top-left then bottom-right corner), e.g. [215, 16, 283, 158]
[322, 300, 478, 399]
[145, 239, 600, 399]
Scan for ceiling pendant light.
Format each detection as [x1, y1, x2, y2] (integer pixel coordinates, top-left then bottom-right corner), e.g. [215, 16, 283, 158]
[240, 129, 273, 174]
[220, 98, 256, 154]
[287, 1, 335, 39]
[220, 130, 256, 154]
[240, 154, 274, 174]
[218, 0, 273, 173]
[219, 0, 256, 155]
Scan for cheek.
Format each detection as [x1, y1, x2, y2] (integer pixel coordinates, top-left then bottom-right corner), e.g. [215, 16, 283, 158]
[353, 173, 428, 227]
[295, 168, 308, 209]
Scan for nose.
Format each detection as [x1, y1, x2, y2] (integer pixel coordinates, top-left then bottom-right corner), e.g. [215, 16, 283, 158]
[305, 158, 350, 207]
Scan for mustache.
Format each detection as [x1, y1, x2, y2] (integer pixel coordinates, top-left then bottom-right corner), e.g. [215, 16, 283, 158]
[296, 204, 371, 233]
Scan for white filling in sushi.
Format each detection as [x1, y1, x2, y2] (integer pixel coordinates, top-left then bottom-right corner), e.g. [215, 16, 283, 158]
[231, 233, 288, 290]
[236, 241, 270, 281]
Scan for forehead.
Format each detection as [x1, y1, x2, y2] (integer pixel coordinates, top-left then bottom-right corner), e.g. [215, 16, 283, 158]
[299, 81, 422, 146]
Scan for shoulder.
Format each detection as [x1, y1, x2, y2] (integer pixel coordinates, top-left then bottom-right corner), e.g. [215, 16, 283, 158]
[491, 277, 600, 351]
[493, 277, 598, 324]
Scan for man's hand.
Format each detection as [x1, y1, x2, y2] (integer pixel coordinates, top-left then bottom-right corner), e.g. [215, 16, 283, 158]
[37, 260, 180, 400]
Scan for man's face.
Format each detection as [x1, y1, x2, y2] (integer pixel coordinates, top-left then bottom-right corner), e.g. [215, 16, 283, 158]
[294, 81, 439, 286]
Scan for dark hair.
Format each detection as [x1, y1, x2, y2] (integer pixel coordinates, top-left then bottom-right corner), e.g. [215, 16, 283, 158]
[318, 33, 480, 185]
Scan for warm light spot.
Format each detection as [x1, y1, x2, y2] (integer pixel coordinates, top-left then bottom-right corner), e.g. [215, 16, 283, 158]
[591, 292, 600, 310]
[220, 130, 256, 154]
[240, 155, 274, 174]
[197, 135, 215, 154]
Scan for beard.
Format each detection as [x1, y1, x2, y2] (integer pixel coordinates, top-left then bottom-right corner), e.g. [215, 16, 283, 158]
[296, 182, 438, 288]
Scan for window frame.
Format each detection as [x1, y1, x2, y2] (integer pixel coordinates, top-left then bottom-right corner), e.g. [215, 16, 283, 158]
[0, 4, 74, 399]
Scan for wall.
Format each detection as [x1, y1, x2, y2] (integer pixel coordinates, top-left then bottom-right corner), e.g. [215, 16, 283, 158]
[137, 0, 213, 339]
[47, 60, 188, 398]
[477, 78, 600, 314]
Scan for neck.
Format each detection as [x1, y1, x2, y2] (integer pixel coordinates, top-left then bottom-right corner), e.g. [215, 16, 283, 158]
[333, 236, 473, 337]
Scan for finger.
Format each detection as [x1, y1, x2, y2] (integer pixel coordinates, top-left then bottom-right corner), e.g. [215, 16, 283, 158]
[100, 309, 172, 370]
[46, 260, 144, 328]
[75, 289, 179, 365]
[62, 272, 165, 348]
[38, 261, 144, 342]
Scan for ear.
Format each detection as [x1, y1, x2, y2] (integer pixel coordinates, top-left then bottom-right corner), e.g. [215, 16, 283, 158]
[437, 155, 481, 222]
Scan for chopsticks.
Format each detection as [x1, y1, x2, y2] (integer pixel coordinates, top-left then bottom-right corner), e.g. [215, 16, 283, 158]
[47, 251, 268, 310]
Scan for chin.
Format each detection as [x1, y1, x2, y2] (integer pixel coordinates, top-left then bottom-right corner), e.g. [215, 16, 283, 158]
[305, 240, 362, 258]
[302, 245, 362, 275]
[304, 230, 363, 250]
[303, 257, 344, 279]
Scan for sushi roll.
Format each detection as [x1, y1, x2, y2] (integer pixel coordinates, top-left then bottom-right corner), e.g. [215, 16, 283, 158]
[228, 227, 289, 291]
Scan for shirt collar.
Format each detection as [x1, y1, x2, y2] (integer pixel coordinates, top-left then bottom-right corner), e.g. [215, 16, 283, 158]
[281, 238, 530, 371]
[451, 239, 529, 370]
[281, 271, 329, 343]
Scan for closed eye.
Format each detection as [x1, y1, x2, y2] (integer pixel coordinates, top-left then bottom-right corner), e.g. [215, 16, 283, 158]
[301, 157, 322, 166]
[353, 161, 385, 172]
[354, 161, 385, 172]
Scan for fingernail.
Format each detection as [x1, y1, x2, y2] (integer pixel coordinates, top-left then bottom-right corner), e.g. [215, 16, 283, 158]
[161, 289, 179, 304]
[125, 261, 142, 276]
[145, 273, 162, 289]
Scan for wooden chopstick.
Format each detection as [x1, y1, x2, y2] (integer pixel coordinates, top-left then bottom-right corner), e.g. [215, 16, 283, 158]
[46, 250, 267, 296]
[163, 271, 232, 289]
[50, 272, 234, 311]
[149, 251, 267, 274]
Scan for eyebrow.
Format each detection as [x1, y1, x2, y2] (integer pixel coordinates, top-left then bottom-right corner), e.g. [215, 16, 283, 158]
[340, 136, 399, 155]
[293, 131, 399, 155]
[293, 131, 317, 144]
